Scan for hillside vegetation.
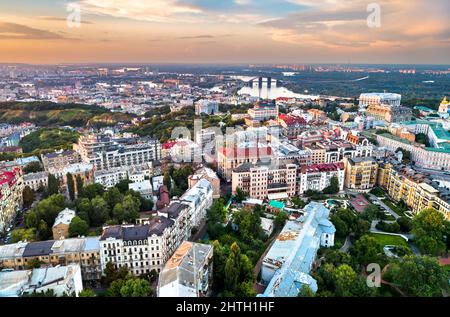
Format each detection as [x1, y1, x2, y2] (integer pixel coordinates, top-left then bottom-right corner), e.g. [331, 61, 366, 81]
[19, 128, 79, 155]
[0, 102, 134, 127]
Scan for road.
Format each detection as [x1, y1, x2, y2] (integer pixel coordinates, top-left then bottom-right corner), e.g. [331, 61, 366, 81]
[339, 235, 352, 253]
[367, 193, 400, 220]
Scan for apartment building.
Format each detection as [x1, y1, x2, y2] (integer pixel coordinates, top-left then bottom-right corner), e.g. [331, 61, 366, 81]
[23, 171, 49, 191]
[277, 114, 308, 139]
[75, 134, 161, 171]
[99, 217, 175, 275]
[94, 162, 158, 188]
[195, 100, 219, 115]
[298, 162, 345, 194]
[248, 101, 278, 122]
[231, 162, 297, 200]
[158, 241, 214, 297]
[304, 139, 373, 165]
[344, 157, 379, 192]
[0, 264, 83, 297]
[359, 92, 402, 108]
[218, 146, 272, 182]
[366, 104, 412, 123]
[41, 150, 81, 172]
[49, 162, 94, 197]
[378, 160, 450, 220]
[376, 133, 450, 171]
[0, 237, 102, 281]
[188, 167, 221, 199]
[0, 167, 23, 234]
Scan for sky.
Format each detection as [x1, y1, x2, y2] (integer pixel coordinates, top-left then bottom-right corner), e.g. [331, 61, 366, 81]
[0, 0, 449, 64]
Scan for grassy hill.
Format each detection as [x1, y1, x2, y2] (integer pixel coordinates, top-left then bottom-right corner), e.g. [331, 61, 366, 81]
[0, 102, 135, 127]
[19, 128, 79, 155]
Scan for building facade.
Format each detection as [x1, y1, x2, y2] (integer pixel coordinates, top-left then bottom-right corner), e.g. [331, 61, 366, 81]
[344, 157, 379, 192]
[157, 241, 213, 297]
[231, 162, 297, 200]
[0, 167, 23, 234]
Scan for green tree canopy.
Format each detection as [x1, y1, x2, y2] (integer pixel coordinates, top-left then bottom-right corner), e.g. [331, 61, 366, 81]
[68, 216, 89, 237]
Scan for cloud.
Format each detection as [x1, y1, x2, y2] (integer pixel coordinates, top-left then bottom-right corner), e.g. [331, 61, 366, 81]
[78, 0, 203, 23]
[36, 16, 94, 25]
[0, 22, 67, 40]
[177, 34, 215, 40]
[259, 0, 450, 50]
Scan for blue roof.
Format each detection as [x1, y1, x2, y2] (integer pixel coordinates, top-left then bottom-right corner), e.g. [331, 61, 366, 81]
[260, 202, 334, 297]
[83, 237, 100, 251]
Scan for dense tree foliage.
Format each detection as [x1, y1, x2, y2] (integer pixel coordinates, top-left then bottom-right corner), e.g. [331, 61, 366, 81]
[19, 128, 79, 154]
[23, 161, 43, 174]
[412, 208, 448, 256]
[22, 186, 35, 209]
[69, 216, 89, 237]
[25, 194, 66, 240]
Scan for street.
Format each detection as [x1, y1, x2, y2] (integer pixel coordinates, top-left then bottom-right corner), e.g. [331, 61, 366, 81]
[367, 193, 400, 220]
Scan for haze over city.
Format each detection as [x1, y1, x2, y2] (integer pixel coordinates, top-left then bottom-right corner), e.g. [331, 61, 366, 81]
[0, 0, 449, 64]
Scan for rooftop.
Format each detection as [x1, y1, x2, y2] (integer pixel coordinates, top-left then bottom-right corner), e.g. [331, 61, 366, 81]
[52, 208, 76, 228]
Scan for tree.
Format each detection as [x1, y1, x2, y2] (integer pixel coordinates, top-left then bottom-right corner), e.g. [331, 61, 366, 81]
[412, 208, 447, 256]
[25, 210, 39, 229]
[235, 187, 246, 203]
[23, 161, 43, 174]
[23, 186, 35, 209]
[115, 179, 131, 194]
[330, 214, 349, 238]
[207, 200, 226, 223]
[68, 216, 89, 237]
[397, 216, 413, 232]
[237, 281, 256, 297]
[122, 194, 140, 223]
[390, 256, 448, 297]
[104, 187, 123, 211]
[82, 184, 105, 200]
[76, 198, 92, 225]
[298, 285, 315, 297]
[224, 242, 241, 292]
[112, 203, 125, 223]
[353, 218, 370, 239]
[90, 196, 109, 226]
[323, 176, 340, 194]
[333, 264, 357, 297]
[76, 175, 84, 198]
[66, 172, 75, 201]
[163, 172, 172, 191]
[361, 204, 382, 221]
[291, 196, 306, 209]
[350, 235, 382, 267]
[78, 289, 96, 297]
[26, 194, 66, 239]
[120, 278, 151, 297]
[274, 211, 289, 231]
[46, 174, 59, 197]
[211, 240, 227, 291]
[11, 228, 36, 242]
[233, 208, 263, 243]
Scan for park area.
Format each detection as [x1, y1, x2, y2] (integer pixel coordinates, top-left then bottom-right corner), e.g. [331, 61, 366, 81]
[368, 233, 410, 248]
